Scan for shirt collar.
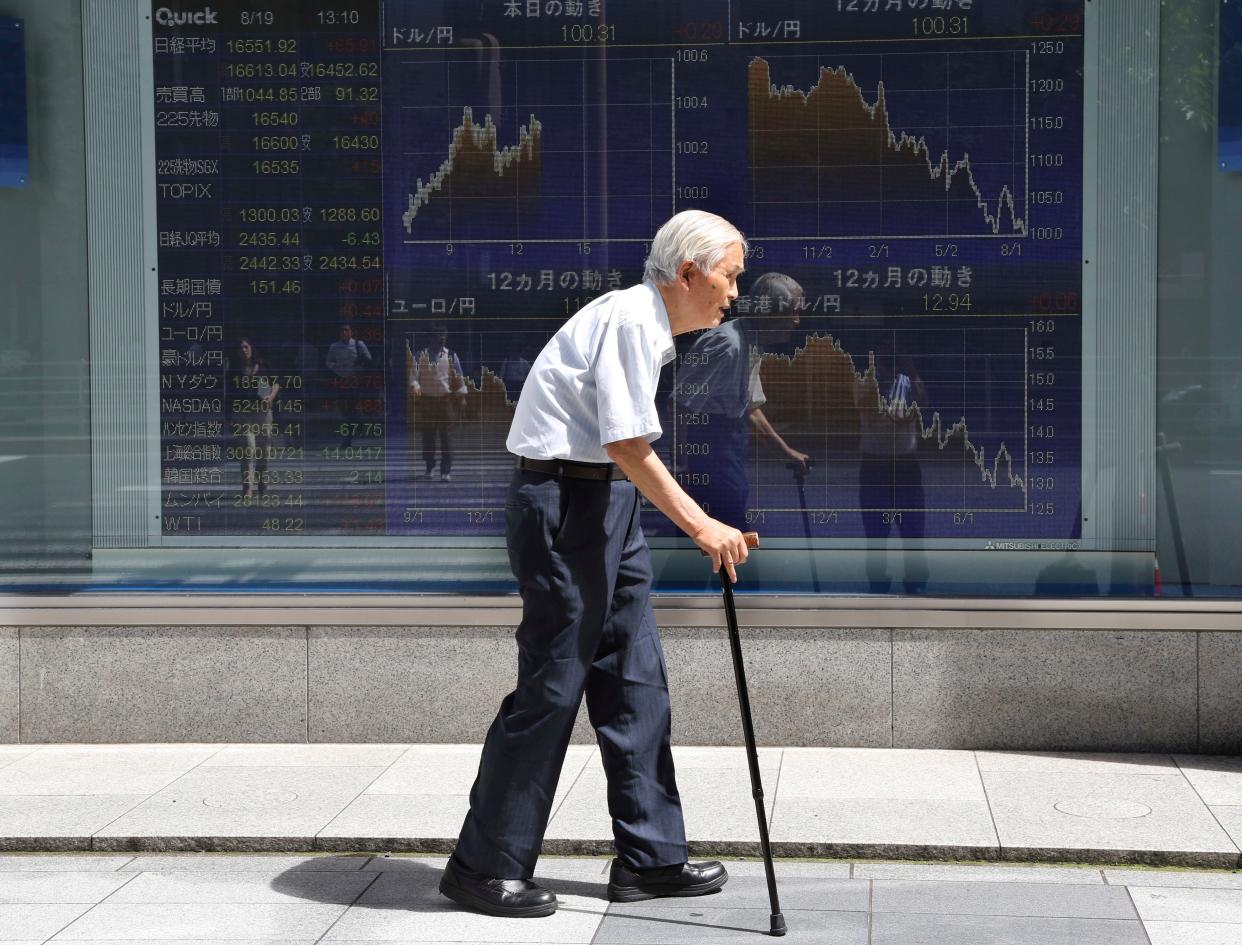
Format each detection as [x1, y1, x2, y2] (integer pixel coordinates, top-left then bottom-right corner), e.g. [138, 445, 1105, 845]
[643, 280, 676, 364]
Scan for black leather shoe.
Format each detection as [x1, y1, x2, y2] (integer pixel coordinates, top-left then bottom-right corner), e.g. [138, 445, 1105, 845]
[439, 856, 558, 917]
[607, 858, 728, 902]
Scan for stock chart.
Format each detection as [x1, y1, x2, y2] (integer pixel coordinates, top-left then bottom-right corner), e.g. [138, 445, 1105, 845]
[152, 0, 1084, 546]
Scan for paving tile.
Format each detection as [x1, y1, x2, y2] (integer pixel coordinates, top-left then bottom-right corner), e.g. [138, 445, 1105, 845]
[361, 853, 447, 871]
[201, 745, 409, 768]
[47, 903, 348, 940]
[1174, 756, 1242, 805]
[0, 855, 135, 871]
[668, 747, 783, 770]
[321, 893, 606, 942]
[0, 903, 96, 940]
[121, 854, 373, 871]
[1105, 868, 1242, 888]
[872, 879, 1136, 918]
[529, 857, 612, 880]
[856, 862, 1104, 883]
[1210, 805, 1242, 853]
[317, 793, 469, 839]
[1143, 921, 1242, 945]
[778, 748, 986, 800]
[976, 752, 1179, 775]
[0, 746, 217, 796]
[0, 796, 148, 847]
[546, 757, 779, 845]
[350, 856, 610, 905]
[724, 859, 851, 878]
[0, 871, 137, 904]
[365, 744, 592, 800]
[93, 766, 385, 839]
[102, 869, 376, 905]
[983, 769, 1240, 861]
[50, 941, 319, 945]
[1128, 886, 1242, 923]
[677, 765, 781, 841]
[871, 913, 1149, 945]
[593, 906, 868, 944]
[606, 876, 869, 913]
[769, 797, 999, 855]
[0, 746, 39, 770]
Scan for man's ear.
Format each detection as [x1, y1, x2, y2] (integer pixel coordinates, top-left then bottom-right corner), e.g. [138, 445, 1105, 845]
[678, 260, 697, 287]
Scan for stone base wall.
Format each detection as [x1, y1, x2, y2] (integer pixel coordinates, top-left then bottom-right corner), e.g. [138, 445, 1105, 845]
[2, 625, 1239, 752]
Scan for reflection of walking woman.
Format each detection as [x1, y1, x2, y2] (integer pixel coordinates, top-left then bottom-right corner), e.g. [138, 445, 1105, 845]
[227, 338, 280, 498]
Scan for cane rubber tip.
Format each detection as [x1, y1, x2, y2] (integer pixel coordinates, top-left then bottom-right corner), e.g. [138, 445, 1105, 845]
[770, 913, 787, 936]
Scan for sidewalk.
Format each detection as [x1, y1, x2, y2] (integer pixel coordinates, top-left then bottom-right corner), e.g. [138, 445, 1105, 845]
[3, 852, 1242, 944]
[1, 744, 1240, 867]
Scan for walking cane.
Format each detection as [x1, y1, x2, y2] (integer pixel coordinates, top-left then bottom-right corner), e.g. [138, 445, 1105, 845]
[708, 532, 787, 936]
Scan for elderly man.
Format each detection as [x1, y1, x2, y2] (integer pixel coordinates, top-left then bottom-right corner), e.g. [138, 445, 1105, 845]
[440, 211, 752, 918]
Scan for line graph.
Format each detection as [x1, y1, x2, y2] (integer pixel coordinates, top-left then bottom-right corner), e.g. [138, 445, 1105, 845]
[389, 56, 674, 245]
[662, 316, 1072, 540]
[753, 332, 1028, 511]
[400, 108, 543, 235]
[748, 51, 1032, 241]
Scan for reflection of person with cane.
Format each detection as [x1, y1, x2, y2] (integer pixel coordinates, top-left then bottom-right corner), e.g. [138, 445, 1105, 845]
[674, 272, 810, 528]
[440, 211, 752, 919]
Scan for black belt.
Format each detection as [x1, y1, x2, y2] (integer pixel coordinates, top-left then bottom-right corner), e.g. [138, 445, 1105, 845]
[518, 456, 628, 481]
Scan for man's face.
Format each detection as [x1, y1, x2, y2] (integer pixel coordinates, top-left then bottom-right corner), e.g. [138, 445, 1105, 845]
[682, 241, 745, 332]
[340, 326, 352, 342]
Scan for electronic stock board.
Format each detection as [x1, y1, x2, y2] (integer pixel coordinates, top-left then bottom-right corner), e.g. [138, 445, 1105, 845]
[152, 0, 1085, 549]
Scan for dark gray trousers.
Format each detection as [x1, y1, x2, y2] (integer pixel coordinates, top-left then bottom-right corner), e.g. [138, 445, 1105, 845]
[453, 468, 688, 878]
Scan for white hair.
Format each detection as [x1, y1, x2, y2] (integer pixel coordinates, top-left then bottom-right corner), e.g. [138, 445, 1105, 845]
[643, 210, 747, 285]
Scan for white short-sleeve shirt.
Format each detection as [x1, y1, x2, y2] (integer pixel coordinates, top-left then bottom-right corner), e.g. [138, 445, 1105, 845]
[506, 281, 676, 463]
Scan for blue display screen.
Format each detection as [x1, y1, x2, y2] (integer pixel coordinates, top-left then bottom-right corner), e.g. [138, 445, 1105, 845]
[0, 17, 29, 188]
[1222, 0, 1242, 171]
[152, 0, 1085, 552]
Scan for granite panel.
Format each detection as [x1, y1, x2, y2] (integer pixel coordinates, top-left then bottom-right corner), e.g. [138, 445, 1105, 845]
[659, 627, 891, 747]
[307, 626, 593, 745]
[0, 629, 16, 743]
[893, 630, 1197, 750]
[18, 627, 307, 743]
[309, 625, 889, 747]
[1199, 633, 1242, 754]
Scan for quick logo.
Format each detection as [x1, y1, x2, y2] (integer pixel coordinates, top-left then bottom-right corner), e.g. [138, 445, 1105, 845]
[154, 6, 219, 27]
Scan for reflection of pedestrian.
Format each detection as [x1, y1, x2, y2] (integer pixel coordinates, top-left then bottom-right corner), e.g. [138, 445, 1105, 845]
[226, 337, 280, 499]
[440, 211, 751, 920]
[498, 349, 533, 398]
[674, 272, 810, 528]
[411, 325, 467, 480]
[325, 323, 371, 446]
[856, 351, 928, 593]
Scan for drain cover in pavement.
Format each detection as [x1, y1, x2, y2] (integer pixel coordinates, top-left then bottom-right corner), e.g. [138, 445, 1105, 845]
[1053, 797, 1152, 819]
[200, 790, 300, 810]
